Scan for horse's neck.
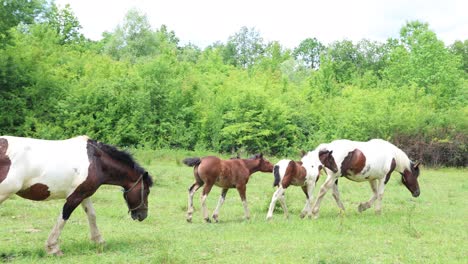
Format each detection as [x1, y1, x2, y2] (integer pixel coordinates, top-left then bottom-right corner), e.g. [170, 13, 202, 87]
[99, 155, 136, 187]
[242, 159, 260, 174]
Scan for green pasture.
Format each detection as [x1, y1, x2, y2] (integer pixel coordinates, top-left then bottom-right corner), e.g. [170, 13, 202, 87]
[1, 149, 467, 263]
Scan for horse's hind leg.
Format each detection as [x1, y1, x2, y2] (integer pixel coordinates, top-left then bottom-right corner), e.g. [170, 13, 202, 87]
[81, 198, 105, 244]
[358, 180, 378, 213]
[266, 186, 286, 220]
[201, 184, 214, 222]
[187, 182, 202, 223]
[212, 188, 228, 222]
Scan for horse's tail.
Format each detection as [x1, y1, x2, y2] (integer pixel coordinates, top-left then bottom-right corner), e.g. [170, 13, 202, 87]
[273, 165, 280, 187]
[183, 157, 201, 167]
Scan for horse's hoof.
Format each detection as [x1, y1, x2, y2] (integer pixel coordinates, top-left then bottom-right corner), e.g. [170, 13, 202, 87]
[358, 203, 367, 213]
[266, 216, 272, 221]
[299, 213, 306, 219]
[204, 217, 211, 223]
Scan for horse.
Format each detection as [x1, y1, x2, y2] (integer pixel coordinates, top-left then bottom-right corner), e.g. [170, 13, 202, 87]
[183, 154, 274, 223]
[302, 139, 420, 218]
[266, 150, 337, 220]
[0, 135, 153, 255]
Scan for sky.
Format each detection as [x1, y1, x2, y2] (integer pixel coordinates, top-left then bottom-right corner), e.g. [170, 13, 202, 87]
[55, 0, 467, 49]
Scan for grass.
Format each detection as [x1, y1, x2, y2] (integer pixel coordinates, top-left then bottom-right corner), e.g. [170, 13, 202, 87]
[1, 149, 467, 263]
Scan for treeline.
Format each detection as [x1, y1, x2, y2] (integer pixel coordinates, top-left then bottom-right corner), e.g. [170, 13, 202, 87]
[1, 1, 467, 166]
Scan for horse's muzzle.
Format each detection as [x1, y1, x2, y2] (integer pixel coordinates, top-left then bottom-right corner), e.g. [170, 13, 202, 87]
[412, 190, 420, 197]
[131, 211, 148, 221]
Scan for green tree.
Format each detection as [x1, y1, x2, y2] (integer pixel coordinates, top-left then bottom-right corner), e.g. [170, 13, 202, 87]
[224, 26, 265, 68]
[0, 0, 46, 45]
[45, 4, 84, 45]
[293, 37, 324, 69]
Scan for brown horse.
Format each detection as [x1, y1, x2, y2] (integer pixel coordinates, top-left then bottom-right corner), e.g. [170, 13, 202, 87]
[183, 154, 274, 223]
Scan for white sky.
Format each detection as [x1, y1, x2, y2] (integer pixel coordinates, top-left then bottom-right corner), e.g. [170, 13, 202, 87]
[55, 0, 467, 48]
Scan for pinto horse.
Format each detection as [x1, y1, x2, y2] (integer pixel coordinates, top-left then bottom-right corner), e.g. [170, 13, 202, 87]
[266, 150, 337, 220]
[0, 136, 153, 255]
[183, 154, 273, 223]
[302, 139, 420, 218]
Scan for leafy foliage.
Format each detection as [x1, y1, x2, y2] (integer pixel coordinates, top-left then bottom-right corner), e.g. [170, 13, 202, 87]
[0, 5, 466, 166]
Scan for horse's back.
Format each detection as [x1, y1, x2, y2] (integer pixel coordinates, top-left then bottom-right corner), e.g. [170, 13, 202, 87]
[0, 136, 90, 200]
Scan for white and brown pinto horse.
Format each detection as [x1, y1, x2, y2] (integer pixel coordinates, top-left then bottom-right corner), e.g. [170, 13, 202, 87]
[266, 150, 337, 220]
[0, 136, 153, 255]
[302, 139, 420, 218]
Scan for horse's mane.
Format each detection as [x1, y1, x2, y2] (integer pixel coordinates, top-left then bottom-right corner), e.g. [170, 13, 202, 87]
[89, 139, 153, 186]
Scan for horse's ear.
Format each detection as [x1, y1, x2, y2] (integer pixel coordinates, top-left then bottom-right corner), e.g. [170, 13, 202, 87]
[300, 150, 306, 157]
[413, 161, 421, 168]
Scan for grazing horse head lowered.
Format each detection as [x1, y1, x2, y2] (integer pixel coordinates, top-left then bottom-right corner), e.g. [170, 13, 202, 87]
[0, 136, 153, 255]
[183, 153, 273, 223]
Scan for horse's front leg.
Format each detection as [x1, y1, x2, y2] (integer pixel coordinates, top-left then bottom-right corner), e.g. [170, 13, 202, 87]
[81, 198, 105, 244]
[301, 179, 317, 218]
[358, 180, 378, 213]
[331, 180, 346, 213]
[266, 186, 285, 220]
[46, 199, 82, 255]
[311, 175, 336, 219]
[212, 188, 228, 222]
[236, 184, 250, 220]
[374, 179, 386, 215]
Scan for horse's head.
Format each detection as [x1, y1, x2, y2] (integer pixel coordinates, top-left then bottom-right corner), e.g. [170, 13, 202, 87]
[318, 150, 338, 173]
[123, 171, 154, 221]
[301, 149, 338, 179]
[250, 153, 274, 173]
[400, 161, 421, 197]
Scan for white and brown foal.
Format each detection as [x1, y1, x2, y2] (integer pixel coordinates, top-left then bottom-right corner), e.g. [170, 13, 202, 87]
[302, 139, 420, 218]
[0, 136, 153, 255]
[266, 150, 337, 220]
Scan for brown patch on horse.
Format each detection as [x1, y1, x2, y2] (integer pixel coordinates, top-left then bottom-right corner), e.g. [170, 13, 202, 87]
[341, 149, 366, 176]
[282, 161, 307, 188]
[16, 183, 50, 200]
[384, 158, 396, 184]
[0, 138, 11, 184]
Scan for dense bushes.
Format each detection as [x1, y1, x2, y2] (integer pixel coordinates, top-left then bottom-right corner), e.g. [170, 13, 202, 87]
[1, 4, 466, 166]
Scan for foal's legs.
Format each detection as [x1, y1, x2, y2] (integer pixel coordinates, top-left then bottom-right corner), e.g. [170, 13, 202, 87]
[81, 198, 105, 244]
[236, 184, 250, 220]
[266, 186, 286, 220]
[212, 188, 228, 222]
[187, 182, 202, 222]
[358, 180, 378, 213]
[300, 179, 317, 218]
[311, 175, 336, 219]
[201, 184, 214, 223]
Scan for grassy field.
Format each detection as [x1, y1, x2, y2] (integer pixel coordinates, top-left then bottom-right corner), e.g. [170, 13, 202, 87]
[1, 149, 467, 263]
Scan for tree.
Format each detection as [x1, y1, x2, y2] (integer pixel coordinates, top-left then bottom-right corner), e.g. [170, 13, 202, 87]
[224, 26, 265, 68]
[45, 4, 84, 45]
[293, 37, 324, 69]
[450, 39, 468, 73]
[102, 9, 158, 61]
[0, 0, 46, 45]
